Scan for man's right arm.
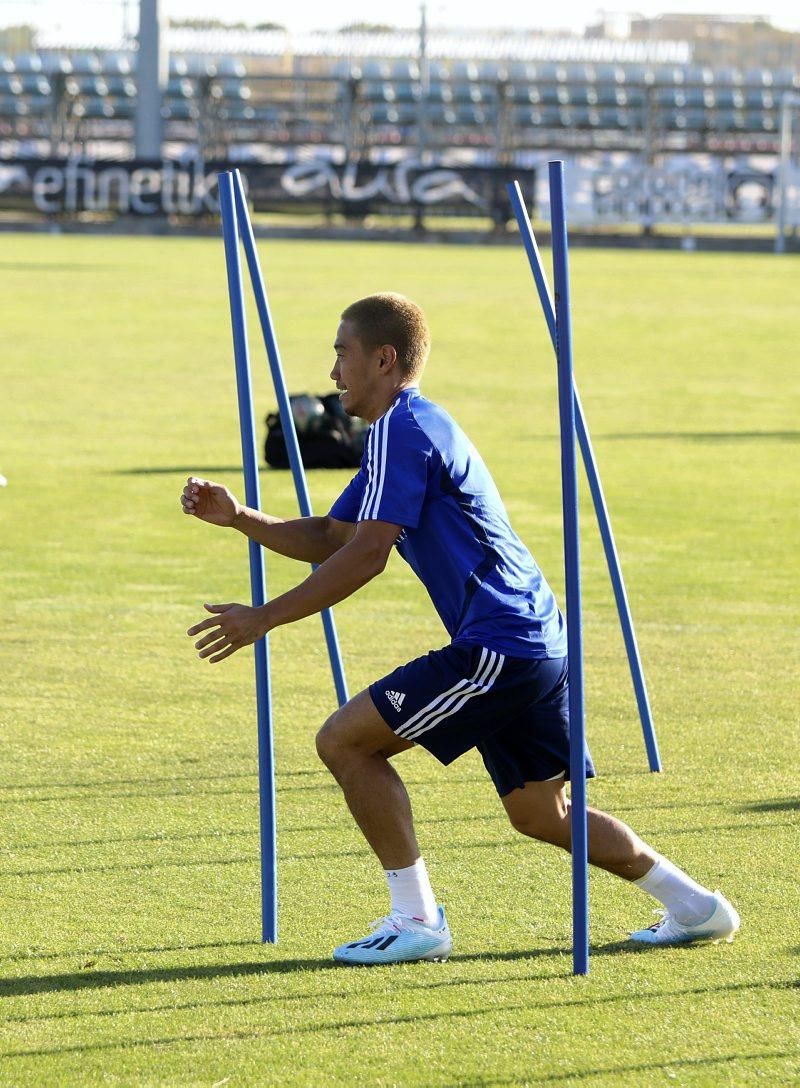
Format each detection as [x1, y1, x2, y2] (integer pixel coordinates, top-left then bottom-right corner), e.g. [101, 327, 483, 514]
[181, 476, 355, 564]
[231, 505, 355, 563]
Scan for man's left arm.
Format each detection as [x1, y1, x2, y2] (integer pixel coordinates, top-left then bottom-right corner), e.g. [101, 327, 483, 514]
[188, 519, 401, 663]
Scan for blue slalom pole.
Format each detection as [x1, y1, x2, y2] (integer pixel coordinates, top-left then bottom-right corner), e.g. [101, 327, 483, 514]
[218, 172, 278, 944]
[507, 180, 662, 774]
[549, 161, 589, 976]
[231, 171, 349, 710]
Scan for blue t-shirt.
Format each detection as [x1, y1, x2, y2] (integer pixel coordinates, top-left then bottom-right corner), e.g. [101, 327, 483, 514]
[328, 387, 567, 659]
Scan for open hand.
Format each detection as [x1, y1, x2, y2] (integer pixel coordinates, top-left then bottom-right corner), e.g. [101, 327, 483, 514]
[188, 603, 268, 663]
[181, 478, 241, 527]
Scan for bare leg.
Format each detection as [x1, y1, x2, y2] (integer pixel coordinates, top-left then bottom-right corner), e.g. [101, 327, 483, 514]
[502, 778, 657, 881]
[316, 688, 417, 869]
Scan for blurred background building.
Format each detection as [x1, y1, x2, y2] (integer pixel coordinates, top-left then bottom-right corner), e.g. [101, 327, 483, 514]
[0, 2, 798, 240]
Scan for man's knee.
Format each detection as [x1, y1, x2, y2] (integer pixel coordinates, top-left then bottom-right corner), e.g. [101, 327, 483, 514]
[507, 809, 563, 843]
[503, 785, 571, 846]
[315, 711, 342, 769]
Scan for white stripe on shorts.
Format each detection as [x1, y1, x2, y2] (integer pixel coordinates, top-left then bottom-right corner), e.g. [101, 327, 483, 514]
[399, 649, 506, 742]
[395, 647, 490, 738]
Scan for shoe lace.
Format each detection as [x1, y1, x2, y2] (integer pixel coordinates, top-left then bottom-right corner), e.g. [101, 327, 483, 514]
[366, 913, 404, 935]
[647, 909, 668, 931]
[646, 909, 686, 937]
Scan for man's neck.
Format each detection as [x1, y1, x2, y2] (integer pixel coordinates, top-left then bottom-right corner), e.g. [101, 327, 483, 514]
[365, 382, 416, 424]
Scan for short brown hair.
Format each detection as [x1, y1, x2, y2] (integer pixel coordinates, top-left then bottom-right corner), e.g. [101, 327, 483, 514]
[341, 293, 431, 381]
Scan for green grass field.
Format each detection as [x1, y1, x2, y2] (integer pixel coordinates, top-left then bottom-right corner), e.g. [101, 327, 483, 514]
[1, 233, 798, 1086]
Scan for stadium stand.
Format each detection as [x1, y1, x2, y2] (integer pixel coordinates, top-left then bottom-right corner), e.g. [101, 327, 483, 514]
[0, 25, 798, 160]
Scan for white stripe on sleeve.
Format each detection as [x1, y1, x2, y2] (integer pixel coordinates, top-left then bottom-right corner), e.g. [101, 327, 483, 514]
[357, 424, 376, 521]
[360, 402, 397, 520]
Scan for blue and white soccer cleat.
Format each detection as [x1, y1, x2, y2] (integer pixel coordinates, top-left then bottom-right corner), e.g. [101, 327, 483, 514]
[629, 891, 740, 946]
[333, 906, 452, 965]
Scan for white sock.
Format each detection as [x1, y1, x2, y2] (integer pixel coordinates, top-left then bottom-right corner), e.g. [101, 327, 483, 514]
[634, 855, 717, 925]
[385, 858, 439, 926]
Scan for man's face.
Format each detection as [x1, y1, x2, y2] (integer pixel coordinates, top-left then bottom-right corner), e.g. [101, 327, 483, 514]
[330, 319, 384, 420]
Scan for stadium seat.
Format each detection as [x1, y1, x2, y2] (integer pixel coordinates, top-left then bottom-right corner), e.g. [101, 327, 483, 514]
[102, 52, 132, 76]
[773, 69, 800, 90]
[209, 78, 250, 102]
[76, 99, 115, 120]
[162, 100, 200, 121]
[450, 82, 492, 105]
[391, 81, 420, 103]
[0, 74, 22, 95]
[537, 87, 565, 107]
[104, 76, 136, 99]
[746, 110, 776, 131]
[505, 86, 542, 105]
[88, 76, 110, 97]
[454, 104, 492, 125]
[744, 89, 775, 109]
[12, 52, 44, 74]
[367, 103, 417, 126]
[360, 59, 418, 81]
[712, 110, 746, 131]
[591, 64, 628, 84]
[166, 77, 195, 100]
[744, 68, 774, 86]
[713, 89, 746, 109]
[212, 57, 246, 78]
[511, 105, 544, 128]
[598, 107, 640, 129]
[69, 52, 102, 76]
[656, 87, 707, 109]
[713, 66, 743, 86]
[427, 82, 455, 104]
[40, 54, 72, 77]
[662, 108, 708, 131]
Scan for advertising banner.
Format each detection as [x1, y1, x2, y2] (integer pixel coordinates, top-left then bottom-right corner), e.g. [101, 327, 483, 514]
[0, 156, 535, 220]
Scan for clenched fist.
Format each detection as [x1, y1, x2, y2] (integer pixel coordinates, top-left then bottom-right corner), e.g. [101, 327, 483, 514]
[181, 477, 241, 527]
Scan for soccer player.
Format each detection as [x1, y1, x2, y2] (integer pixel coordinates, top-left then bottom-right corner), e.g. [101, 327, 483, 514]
[182, 293, 739, 964]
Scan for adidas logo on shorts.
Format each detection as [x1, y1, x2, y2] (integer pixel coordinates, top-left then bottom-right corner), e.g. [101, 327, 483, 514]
[385, 689, 406, 712]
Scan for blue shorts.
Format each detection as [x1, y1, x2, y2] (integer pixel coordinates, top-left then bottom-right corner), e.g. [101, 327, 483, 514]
[370, 643, 595, 797]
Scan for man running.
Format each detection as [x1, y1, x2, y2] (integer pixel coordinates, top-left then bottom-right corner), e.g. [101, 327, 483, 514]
[182, 292, 739, 964]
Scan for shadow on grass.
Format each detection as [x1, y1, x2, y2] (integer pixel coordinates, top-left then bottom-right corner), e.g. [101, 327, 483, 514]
[0, 767, 324, 793]
[3, 974, 796, 1062]
[4, 837, 527, 880]
[596, 430, 800, 443]
[6, 972, 794, 1032]
[3, 937, 769, 1001]
[114, 434, 800, 479]
[5, 810, 504, 858]
[0, 780, 340, 807]
[0, 769, 480, 794]
[461, 1048, 799, 1086]
[113, 466, 252, 476]
[0, 262, 118, 272]
[738, 797, 799, 813]
[0, 770, 485, 806]
[0, 945, 610, 1000]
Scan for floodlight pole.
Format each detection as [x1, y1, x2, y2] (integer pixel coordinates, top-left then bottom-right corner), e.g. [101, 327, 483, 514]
[135, 0, 166, 158]
[775, 93, 800, 254]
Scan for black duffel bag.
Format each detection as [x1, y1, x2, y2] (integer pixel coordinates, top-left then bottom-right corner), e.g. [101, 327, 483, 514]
[265, 393, 367, 469]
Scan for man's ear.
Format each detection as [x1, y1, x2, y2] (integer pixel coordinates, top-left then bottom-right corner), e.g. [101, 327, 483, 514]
[378, 345, 398, 370]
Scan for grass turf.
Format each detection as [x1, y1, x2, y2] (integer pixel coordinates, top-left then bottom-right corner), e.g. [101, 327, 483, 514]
[1, 234, 798, 1086]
